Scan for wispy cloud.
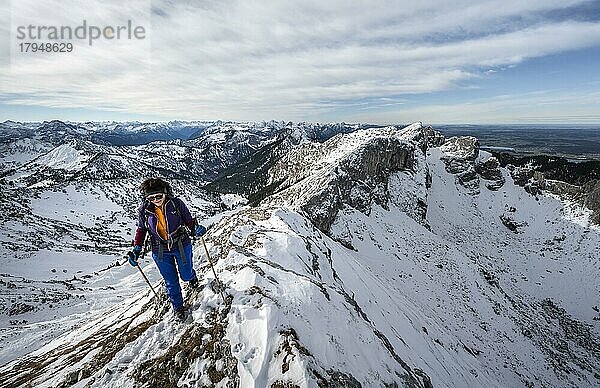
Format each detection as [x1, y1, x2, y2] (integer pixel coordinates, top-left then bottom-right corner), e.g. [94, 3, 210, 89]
[1, 0, 600, 122]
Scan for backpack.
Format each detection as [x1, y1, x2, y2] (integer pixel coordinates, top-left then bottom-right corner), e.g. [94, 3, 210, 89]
[140, 196, 190, 237]
[140, 197, 193, 262]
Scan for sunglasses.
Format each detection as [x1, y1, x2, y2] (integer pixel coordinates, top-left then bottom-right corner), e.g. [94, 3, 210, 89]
[146, 193, 165, 202]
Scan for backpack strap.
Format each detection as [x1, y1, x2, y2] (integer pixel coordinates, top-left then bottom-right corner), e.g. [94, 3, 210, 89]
[141, 196, 182, 231]
[147, 197, 191, 266]
[141, 199, 151, 230]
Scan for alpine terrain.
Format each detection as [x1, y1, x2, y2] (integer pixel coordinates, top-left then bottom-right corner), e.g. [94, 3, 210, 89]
[0, 120, 598, 387]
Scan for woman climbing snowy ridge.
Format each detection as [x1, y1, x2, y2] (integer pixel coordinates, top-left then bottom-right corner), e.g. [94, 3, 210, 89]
[127, 177, 206, 320]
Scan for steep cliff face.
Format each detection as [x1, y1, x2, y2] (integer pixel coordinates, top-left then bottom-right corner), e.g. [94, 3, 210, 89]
[263, 124, 437, 246]
[202, 122, 433, 206]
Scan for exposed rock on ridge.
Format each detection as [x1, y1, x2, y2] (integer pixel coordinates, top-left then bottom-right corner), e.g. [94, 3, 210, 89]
[492, 152, 600, 224]
[439, 136, 505, 193]
[263, 123, 437, 239]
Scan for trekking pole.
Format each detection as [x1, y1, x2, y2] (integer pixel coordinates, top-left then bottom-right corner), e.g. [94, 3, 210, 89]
[139, 234, 160, 299]
[137, 264, 159, 299]
[126, 234, 160, 299]
[200, 235, 226, 301]
[124, 250, 159, 299]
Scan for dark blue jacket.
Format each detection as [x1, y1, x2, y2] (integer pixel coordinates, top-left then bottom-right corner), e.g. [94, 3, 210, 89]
[134, 196, 195, 253]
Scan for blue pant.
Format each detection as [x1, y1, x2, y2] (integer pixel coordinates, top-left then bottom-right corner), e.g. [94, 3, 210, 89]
[152, 243, 197, 310]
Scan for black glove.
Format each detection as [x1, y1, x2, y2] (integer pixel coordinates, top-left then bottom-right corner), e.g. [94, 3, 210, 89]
[128, 245, 143, 266]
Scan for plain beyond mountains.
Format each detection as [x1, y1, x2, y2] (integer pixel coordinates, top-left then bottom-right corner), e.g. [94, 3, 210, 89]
[435, 123, 600, 161]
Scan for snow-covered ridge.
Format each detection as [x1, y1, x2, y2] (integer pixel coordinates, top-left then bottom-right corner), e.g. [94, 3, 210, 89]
[262, 123, 437, 239]
[0, 121, 598, 387]
[34, 142, 90, 171]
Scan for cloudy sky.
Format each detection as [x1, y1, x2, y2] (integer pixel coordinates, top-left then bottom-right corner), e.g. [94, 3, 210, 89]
[1, 0, 600, 124]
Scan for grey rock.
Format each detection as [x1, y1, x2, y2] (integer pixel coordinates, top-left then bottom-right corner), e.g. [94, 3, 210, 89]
[499, 214, 527, 233]
[439, 136, 482, 193]
[583, 180, 600, 224]
[440, 136, 479, 160]
[475, 157, 505, 190]
[270, 137, 414, 235]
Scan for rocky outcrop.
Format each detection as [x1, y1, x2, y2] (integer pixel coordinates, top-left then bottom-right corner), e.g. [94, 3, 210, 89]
[505, 164, 533, 187]
[583, 180, 600, 224]
[493, 152, 600, 224]
[505, 165, 545, 196]
[440, 137, 480, 193]
[440, 136, 479, 161]
[504, 166, 600, 224]
[305, 139, 413, 232]
[500, 213, 528, 233]
[439, 136, 505, 193]
[475, 156, 505, 190]
[398, 122, 445, 152]
[261, 125, 434, 239]
[266, 134, 415, 235]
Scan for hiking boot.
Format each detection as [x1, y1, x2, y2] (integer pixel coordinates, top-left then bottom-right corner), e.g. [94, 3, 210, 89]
[189, 277, 200, 290]
[174, 306, 186, 321]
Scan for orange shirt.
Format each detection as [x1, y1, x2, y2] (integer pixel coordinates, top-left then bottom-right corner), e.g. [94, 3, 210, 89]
[154, 205, 168, 240]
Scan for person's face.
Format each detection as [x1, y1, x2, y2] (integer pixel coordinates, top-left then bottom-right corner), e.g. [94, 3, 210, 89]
[146, 193, 166, 206]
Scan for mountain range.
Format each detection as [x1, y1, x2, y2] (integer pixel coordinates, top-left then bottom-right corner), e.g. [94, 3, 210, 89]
[0, 120, 598, 387]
